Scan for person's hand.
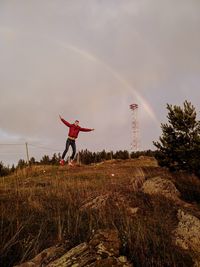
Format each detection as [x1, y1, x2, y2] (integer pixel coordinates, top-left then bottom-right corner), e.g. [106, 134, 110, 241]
[59, 115, 62, 120]
[91, 128, 95, 131]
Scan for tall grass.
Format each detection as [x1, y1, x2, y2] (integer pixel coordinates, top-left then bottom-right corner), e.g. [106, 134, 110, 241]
[0, 162, 198, 267]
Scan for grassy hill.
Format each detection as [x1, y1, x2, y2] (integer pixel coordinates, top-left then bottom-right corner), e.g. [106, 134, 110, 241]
[0, 158, 200, 267]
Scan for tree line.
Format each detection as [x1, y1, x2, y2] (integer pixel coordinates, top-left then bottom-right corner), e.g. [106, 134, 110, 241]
[0, 149, 156, 177]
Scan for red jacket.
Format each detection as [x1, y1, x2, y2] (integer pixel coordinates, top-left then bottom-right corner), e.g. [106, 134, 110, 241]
[61, 118, 92, 139]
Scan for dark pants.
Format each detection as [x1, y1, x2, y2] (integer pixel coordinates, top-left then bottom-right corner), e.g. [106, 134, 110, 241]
[62, 138, 76, 160]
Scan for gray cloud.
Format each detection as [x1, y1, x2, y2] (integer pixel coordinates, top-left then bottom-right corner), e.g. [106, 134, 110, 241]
[0, 0, 200, 164]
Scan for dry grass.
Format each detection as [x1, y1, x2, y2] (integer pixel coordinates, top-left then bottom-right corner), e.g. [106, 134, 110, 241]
[0, 159, 199, 267]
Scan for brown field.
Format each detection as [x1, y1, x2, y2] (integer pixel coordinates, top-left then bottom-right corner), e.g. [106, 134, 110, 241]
[0, 158, 200, 267]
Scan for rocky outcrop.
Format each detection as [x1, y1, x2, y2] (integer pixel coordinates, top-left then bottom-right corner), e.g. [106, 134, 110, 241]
[47, 230, 132, 267]
[80, 193, 110, 211]
[174, 209, 200, 266]
[14, 243, 70, 267]
[142, 177, 200, 265]
[80, 192, 139, 219]
[142, 176, 181, 199]
[15, 230, 133, 267]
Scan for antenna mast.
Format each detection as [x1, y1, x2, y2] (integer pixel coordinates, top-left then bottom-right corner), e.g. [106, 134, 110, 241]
[130, 103, 139, 152]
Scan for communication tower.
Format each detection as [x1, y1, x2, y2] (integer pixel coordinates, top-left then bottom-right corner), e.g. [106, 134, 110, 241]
[130, 103, 139, 151]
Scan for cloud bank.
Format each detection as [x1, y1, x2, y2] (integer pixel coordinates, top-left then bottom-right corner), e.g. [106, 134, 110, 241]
[0, 0, 200, 164]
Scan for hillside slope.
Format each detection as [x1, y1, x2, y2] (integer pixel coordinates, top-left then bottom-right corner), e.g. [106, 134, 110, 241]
[0, 158, 200, 267]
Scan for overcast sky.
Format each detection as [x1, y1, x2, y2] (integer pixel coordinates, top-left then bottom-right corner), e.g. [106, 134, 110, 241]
[1, 0, 200, 164]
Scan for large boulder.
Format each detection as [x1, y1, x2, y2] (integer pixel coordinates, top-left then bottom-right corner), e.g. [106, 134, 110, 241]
[174, 209, 200, 266]
[142, 176, 181, 199]
[80, 192, 139, 219]
[15, 230, 133, 267]
[47, 229, 132, 267]
[14, 243, 70, 267]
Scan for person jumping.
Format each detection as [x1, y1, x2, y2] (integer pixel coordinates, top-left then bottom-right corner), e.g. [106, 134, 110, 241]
[59, 115, 94, 166]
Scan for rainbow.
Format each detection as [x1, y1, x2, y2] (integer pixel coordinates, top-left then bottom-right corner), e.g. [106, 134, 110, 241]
[56, 40, 159, 126]
[0, 26, 159, 126]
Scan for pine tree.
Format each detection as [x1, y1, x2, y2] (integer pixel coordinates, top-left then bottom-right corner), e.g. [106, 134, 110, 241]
[40, 155, 51, 165]
[0, 161, 9, 176]
[51, 153, 59, 165]
[153, 101, 200, 176]
[17, 159, 27, 169]
[30, 157, 36, 165]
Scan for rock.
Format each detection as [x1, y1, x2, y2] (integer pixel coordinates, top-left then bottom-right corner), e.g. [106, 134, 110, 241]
[46, 242, 90, 267]
[89, 257, 131, 267]
[14, 229, 133, 266]
[174, 209, 200, 266]
[142, 176, 181, 199]
[46, 229, 133, 267]
[127, 207, 139, 217]
[118, 255, 128, 263]
[80, 193, 110, 211]
[89, 229, 121, 257]
[14, 243, 70, 267]
[81, 192, 139, 221]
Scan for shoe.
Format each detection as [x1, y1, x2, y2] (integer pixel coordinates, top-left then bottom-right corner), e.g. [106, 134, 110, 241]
[60, 159, 65, 166]
[68, 160, 73, 166]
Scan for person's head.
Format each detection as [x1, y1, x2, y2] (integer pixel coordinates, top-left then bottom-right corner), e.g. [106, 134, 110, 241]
[74, 120, 79, 126]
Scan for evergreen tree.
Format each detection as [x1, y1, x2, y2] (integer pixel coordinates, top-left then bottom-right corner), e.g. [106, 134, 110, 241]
[153, 101, 200, 176]
[0, 161, 10, 176]
[51, 153, 59, 165]
[17, 159, 27, 169]
[114, 150, 129, 160]
[10, 164, 15, 173]
[99, 150, 107, 161]
[40, 155, 51, 165]
[30, 157, 36, 165]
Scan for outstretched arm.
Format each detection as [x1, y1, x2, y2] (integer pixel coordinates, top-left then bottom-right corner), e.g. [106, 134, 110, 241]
[79, 127, 94, 132]
[59, 115, 71, 127]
